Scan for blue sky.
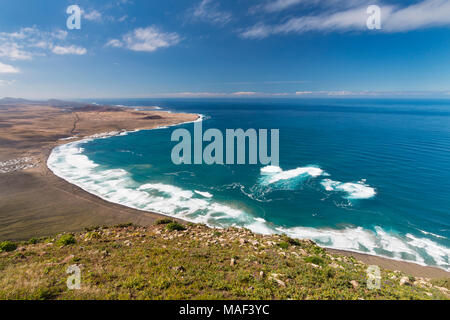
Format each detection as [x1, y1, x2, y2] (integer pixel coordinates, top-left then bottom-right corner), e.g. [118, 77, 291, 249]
[0, 0, 449, 99]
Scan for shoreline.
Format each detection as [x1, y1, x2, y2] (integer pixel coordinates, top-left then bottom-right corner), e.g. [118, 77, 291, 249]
[0, 103, 448, 279]
[44, 113, 449, 279]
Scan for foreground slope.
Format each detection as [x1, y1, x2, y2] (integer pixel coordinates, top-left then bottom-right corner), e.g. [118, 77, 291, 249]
[0, 222, 448, 300]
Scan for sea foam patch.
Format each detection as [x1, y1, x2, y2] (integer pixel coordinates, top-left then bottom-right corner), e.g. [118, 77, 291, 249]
[47, 134, 449, 271]
[260, 165, 324, 184]
[321, 179, 376, 199]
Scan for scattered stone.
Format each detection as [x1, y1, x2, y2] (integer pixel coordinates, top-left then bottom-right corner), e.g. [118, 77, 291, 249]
[330, 262, 344, 270]
[173, 266, 186, 273]
[269, 274, 286, 287]
[230, 258, 236, 266]
[124, 240, 132, 247]
[400, 277, 411, 286]
[350, 280, 359, 289]
[60, 254, 75, 264]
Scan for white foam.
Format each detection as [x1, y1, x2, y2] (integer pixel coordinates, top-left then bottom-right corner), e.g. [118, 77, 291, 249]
[47, 124, 450, 271]
[59, 136, 77, 141]
[194, 190, 213, 198]
[321, 179, 376, 199]
[261, 165, 324, 184]
[419, 229, 447, 239]
[260, 165, 282, 174]
[278, 225, 449, 270]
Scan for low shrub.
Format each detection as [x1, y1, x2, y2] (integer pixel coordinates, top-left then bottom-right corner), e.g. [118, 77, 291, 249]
[56, 234, 76, 246]
[166, 222, 186, 232]
[277, 241, 289, 249]
[304, 256, 325, 266]
[155, 219, 174, 225]
[0, 241, 17, 252]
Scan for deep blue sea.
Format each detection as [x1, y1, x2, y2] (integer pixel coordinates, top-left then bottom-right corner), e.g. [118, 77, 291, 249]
[48, 99, 450, 270]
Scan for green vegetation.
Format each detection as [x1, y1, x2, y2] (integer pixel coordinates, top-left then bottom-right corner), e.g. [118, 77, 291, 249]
[0, 241, 17, 253]
[0, 223, 448, 300]
[155, 218, 175, 225]
[431, 278, 450, 290]
[304, 256, 325, 266]
[166, 222, 186, 232]
[277, 241, 289, 249]
[55, 234, 76, 246]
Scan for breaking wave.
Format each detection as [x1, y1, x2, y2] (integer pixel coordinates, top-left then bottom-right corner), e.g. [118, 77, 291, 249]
[321, 179, 376, 199]
[47, 137, 449, 271]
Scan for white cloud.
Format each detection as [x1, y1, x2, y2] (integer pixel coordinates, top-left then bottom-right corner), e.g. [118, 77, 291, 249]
[232, 91, 257, 96]
[383, 0, 450, 31]
[108, 26, 181, 52]
[52, 45, 87, 55]
[84, 10, 102, 22]
[191, 0, 232, 25]
[242, 0, 450, 38]
[51, 30, 68, 40]
[263, 0, 303, 12]
[0, 62, 20, 73]
[0, 27, 80, 59]
[106, 39, 123, 48]
[0, 43, 33, 60]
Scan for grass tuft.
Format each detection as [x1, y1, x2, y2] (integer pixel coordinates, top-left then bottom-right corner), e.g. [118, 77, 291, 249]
[0, 241, 17, 252]
[166, 222, 186, 231]
[155, 219, 174, 225]
[55, 234, 76, 246]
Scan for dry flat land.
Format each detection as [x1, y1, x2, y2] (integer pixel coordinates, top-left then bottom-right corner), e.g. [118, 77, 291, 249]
[0, 102, 197, 241]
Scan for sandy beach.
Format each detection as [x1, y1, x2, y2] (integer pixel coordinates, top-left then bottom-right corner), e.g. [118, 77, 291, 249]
[0, 102, 448, 279]
[0, 103, 197, 240]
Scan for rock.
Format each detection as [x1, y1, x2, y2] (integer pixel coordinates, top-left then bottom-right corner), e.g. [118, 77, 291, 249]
[173, 266, 186, 273]
[230, 258, 236, 266]
[124, 240, 132, 247]
[60, 254, 74, 264]
[268, 274, 286, 287]
[273, 278, 286, 287]
[298, 249, 308, 256]
[330, 262, 344, 270]
[259, 271, 264, 278]
[350, 280, 359, 289]
[400, 277, 411, 286]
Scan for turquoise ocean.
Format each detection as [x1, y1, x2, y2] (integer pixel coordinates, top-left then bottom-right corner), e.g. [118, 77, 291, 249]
[48, 99, 450, 270]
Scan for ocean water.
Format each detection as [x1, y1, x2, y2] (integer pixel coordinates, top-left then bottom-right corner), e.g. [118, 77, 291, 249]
[48, 99, 450, 270]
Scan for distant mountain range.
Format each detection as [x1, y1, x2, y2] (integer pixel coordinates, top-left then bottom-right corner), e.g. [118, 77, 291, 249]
[0, 97, 97, 109]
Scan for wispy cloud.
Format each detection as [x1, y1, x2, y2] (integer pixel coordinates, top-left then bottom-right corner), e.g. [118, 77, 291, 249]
[189, 0, 232, 26]
[83, 10, 102, 22]
[52, 45, 87, 55]
[107, 26, 181, 52]
[0, 27, 83, 59]
[0, 79, 15, 86]
[261, 0, 304, 13]
[0, 62, 20, 73]
[241, 0, 450, 39]
[231, 91, 257, 96]
[383, 0, 450, 31]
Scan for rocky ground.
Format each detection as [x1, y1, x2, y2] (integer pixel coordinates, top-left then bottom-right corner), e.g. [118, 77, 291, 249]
[0, 221, 448, 300]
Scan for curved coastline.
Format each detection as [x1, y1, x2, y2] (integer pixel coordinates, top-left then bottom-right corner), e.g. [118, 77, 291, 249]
[46, 112, 450, 276]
